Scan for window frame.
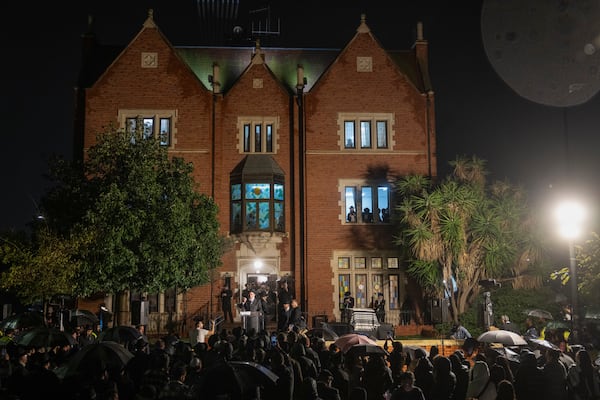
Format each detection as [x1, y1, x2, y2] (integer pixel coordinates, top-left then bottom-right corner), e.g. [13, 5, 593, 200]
[237, 117, 279, 154]
[338, 113, 393, 151]
[230, 181, 285, 234]
[119, 109, 177, 148]
[341, 180, 392, 225]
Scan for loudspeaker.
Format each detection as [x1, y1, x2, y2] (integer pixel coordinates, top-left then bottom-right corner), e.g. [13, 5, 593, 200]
[377, 323, 394, 340]
[430, 298, 450, 324]
[131, 300, 149, 326]
[326, 322, 353, 336]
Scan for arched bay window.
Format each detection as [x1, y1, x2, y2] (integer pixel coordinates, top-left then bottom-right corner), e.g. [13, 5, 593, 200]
[230, 155, 285, 234]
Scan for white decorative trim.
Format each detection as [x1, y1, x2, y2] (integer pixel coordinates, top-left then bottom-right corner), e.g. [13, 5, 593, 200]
[356, 56, 373, 72]
[141, 52, 158, 68]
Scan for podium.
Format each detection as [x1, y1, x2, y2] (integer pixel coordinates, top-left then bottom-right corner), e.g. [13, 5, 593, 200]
[240, 311, 264, 332]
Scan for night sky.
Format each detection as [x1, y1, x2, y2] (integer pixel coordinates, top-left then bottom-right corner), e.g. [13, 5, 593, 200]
[4, 1, 600, 247]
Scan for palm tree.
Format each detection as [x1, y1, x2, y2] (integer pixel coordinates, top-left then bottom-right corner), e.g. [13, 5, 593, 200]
[395, 156, 541, 322]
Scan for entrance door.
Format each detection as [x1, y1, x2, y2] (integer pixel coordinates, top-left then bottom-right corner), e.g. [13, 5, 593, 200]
[246, 273, 278, 294]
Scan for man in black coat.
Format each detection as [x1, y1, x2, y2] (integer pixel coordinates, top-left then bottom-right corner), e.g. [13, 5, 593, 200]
[290, 299, 307, 332]
[278, 301, 292, 332]
[220, 285, 233, 323]
[240, 290, 265, 313]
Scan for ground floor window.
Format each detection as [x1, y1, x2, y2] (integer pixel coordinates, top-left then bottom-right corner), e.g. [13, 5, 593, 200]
[336, 255, 402, 312]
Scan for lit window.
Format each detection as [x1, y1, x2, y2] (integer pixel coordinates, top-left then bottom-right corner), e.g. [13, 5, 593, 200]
[120, 109, 176, 147]
[344, 121, 355, 148]
[343, 183, 391, 224]
[376, 121, 387, 148]
[360, 121, 371, 148]
[238, 117, 278, 154]
[230, 155, 285, 234]
[338, 113, 393, 150]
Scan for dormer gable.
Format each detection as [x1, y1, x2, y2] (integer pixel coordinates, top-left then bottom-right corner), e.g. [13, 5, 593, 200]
[309, 13, 430, 95]
[87, 9, 207, 93]
[224, 39, 295, 98]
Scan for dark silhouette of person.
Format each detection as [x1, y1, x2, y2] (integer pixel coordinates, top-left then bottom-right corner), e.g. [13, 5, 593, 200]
[220, 285, 233, 323]
[342, 291, 354, 323]
[347, 206, 357, 222]
[373, 293, 386, 323]
[278, 301, 293, 332]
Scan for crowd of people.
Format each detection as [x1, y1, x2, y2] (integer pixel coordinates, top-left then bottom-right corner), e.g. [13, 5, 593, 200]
[1, 315, 600, 400]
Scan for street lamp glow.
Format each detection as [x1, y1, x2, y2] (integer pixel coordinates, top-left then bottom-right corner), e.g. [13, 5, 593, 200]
[554, 199, 586, 344]
[555, 200, 585, 239]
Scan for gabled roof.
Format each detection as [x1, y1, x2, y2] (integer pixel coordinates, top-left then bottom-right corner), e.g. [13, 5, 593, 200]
[176, 46, 339, 93]
[307, 14, 430, 94]
[78, 11, 430, 94]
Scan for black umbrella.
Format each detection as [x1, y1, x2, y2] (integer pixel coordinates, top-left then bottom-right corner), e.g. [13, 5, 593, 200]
[199, 362, 244, 399]
[346, 343, 388, 358]
[98, 325, 141, 347]
[0, 312, 45, 331]
[16, 327, 76, 348]
[305, 327, 340, 341]
[62, 341, 134, 378]
[69, 309, 99, 328]
[527, 338, 559, 351]
[404, 345, 429, 360]
[229, 361, 279, 387]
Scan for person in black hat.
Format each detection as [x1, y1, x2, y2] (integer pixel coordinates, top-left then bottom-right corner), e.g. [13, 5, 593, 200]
[342, 291, 354, 323]
[373, 293, 386, 323]
[278, 301, 292, 332]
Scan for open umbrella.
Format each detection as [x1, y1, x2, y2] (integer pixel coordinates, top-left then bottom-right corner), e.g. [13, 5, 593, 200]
[62, 341, 134, 378]
[346, 343, 388, 358]
[16, 327, 76, 348]
[334, 333, 378, 353]
[98, 325, 141, 347]
[526, 309, 553, 320]
[527, 338, 559, 351]
[404, 345, 429, 360]
[69, 309, 99, 328]
[488, 346, 521, 364]
[305, 327, 339, 341]
[477, 330, 527, 346]
[199, 361, 244, 399]
[229, 361, 279, 387]
[0, 312, 45, 331]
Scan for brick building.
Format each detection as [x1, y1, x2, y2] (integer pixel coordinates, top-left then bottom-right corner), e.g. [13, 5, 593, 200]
[74, 9, 437, 334]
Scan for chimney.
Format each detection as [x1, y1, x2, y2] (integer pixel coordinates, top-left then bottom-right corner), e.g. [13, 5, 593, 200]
[212, 63, 221, 94]
[414, 21, 428, 67]
[296, 65, 304, 90]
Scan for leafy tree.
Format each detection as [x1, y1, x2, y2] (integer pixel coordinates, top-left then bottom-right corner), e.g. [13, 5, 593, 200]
[0, 227, 86, 305]
[394, 156, 542, 322]
[573, 232, 600, 312]
[38, 124, 224, 297]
